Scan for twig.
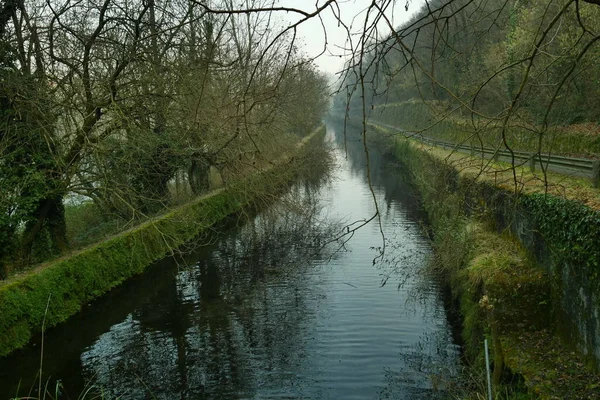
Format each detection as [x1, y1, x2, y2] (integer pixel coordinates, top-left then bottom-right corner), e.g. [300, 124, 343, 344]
[39, 294, 52, 398]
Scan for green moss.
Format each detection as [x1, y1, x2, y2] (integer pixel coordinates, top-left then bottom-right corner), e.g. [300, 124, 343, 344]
[463, 227, 551, 333]
[0, 125, 326, 358]
[377, 128, 558, 397]
[0, 189, 232, 356]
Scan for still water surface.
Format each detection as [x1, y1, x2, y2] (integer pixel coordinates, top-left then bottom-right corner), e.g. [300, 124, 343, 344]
[1, 123, 459, 399]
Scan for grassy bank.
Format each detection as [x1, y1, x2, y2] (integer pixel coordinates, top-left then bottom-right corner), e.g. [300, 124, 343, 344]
[372, 101, 600, 158]
[0, 125, 327, 358]
[373, 124, 600, 398]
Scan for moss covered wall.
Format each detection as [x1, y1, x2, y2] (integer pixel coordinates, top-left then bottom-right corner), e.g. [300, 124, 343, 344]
[457, 161, 600, 369]
[380, 127, 600, 370]
[0, 126, 326, 358]
[515, 195, 600, 367]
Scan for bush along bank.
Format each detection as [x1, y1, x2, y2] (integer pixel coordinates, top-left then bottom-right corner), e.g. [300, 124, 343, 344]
[380, 127, 600, 398]
[0, 125, 328, 358]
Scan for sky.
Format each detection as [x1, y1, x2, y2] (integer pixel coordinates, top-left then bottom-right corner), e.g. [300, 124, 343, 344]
[276, 0, 424, 76]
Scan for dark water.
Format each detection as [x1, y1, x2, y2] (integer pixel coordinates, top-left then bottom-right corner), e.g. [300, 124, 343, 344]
[1, 123, 460, 399]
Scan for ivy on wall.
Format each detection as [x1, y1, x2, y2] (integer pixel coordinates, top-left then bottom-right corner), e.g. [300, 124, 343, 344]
[520, 194, 600, 275]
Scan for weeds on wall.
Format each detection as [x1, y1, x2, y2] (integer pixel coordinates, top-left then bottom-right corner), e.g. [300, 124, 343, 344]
[390, 133, 555, 399]
[520, 194, 600, 273]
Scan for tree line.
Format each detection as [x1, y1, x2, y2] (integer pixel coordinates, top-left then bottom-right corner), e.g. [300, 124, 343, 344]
[6, 0, 597, 276]
[0, 0, 329, 276]
[335, 0, 600, 157]
[388, 0, 599, 121]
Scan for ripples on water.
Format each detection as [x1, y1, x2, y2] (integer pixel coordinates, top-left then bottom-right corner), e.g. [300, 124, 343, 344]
[1, 123, 460, 399]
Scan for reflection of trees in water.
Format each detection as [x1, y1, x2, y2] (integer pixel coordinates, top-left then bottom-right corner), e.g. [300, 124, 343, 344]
[332, 121, 385, 181]
[329, 121, 461, 398]
[379, 327, 460, 400]
[329, 120, 432, 289]
[330, 120, 426, 224]
[80, 180, 340, 398]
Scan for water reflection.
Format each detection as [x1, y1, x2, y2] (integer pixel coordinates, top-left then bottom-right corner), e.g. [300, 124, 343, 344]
[78, 180, 340, 399]
[1, 121, 459, 399]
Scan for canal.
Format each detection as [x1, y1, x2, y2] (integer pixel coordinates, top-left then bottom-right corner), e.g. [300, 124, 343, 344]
[1, 122, 460, 399]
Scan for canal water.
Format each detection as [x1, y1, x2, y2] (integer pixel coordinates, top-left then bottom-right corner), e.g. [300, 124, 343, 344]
[1, 122, 460, 399]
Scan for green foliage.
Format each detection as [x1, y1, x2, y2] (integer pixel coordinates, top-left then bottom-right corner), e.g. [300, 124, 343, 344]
[370, 0, 600, 125]
[374, 102, 600, 157]
[0, 40, 65, 271]
[520, 194, 600, 273]
[65, 202, 124, 249]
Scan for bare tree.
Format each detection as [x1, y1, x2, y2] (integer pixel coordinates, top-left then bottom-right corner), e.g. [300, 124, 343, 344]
[0, 0, 331, 273]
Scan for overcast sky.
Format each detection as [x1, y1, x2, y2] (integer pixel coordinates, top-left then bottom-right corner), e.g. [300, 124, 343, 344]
[276, 0, 424, 76]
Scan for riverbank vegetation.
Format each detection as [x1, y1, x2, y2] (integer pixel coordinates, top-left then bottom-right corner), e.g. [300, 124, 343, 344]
[371, 125, 600, 398]
[0, 125, 329, 359]
[0, 0, 329, 279]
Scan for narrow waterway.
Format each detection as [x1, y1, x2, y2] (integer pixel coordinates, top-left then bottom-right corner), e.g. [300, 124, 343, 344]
[1, 122, 460, 399]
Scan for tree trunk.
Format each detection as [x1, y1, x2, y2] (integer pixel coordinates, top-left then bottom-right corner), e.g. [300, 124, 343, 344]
[47, 197, 68, 254]
[18, 195, 68, 266]
[188, 158, 210, 195]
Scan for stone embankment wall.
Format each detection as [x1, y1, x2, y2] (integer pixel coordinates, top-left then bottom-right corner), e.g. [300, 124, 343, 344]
[378, 125, 600, 369]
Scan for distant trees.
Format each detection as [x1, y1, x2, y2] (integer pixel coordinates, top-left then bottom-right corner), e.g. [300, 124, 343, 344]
[357, 0, 600, 127]
[321, 0, 600, 197]
[5, 0, 596, 274]
[0, 0, 329, 275]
